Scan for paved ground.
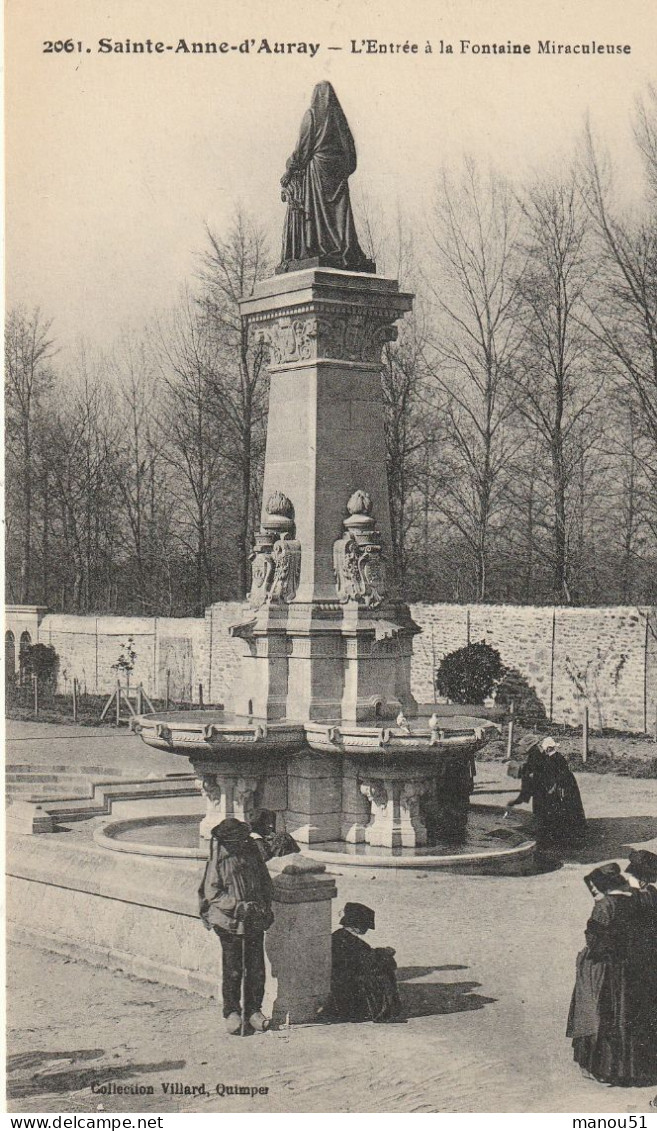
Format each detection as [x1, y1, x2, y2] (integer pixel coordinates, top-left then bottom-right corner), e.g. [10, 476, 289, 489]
[6, 762, 657, 1115]
[5, 719, 185, 777]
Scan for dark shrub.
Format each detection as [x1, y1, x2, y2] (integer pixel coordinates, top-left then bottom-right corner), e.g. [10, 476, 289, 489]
[21, 643, 60, 686]
[495, 667, 547, 725]
[435, 641, 505, 705]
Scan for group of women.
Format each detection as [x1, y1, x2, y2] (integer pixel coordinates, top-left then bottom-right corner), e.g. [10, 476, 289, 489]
[326, 736, 656, 1091]
[567, 850, 657, 1087]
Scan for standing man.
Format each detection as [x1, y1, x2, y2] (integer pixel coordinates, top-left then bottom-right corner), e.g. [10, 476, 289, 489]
[198, 818, 274, 1035]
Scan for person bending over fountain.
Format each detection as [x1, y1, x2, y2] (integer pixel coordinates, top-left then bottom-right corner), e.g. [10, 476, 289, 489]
[198, 818, 274, 1035]
[324, 902, 401, 1023]
[506, 736, 586, 846]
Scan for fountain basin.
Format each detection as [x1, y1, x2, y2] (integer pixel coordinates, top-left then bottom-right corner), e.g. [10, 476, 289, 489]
[132, 711, 306, 756]
[304, 717, 497, 757]
[133, 710, 498, 760]
[93, 805, 535, 872]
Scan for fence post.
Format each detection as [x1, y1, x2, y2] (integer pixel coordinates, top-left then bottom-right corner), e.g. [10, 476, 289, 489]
[136, 684, 143, 715]
[166, 670, 171, 710]
[33, 674, 39, 718]
[115, 680, 121, 726]
[72, 677, 78, 723]
[582, 705, 589, 764]
[199, 682, 204, 709]
[506, 700, 515, 759]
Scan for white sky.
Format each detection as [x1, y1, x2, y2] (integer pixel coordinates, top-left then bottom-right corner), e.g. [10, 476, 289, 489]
[6, 0, 657, 351]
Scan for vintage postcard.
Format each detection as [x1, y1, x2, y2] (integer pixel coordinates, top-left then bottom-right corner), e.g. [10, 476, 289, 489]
[5, 0, 657, 1118]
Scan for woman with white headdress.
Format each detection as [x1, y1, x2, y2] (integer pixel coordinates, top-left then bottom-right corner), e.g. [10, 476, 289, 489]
[507, 735, 586, 844]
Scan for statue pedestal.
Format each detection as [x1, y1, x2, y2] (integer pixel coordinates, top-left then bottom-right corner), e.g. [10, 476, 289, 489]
[236, 268, 418, 725]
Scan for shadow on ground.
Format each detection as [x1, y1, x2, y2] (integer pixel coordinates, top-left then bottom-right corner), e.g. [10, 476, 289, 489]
[555, 816, 657, 865]
[7, 1050, 105, 1074]
[396, 965, 496, 1018]
[6, 1055, 186, 1099]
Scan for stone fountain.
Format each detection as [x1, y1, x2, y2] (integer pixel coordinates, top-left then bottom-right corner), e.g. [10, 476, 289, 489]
[133, 82, 530, 868]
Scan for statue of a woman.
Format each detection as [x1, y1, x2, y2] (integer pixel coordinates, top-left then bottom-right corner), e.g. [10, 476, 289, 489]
[279, 82, 373, 273]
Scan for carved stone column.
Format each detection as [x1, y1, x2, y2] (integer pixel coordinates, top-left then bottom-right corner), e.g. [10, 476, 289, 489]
[360, 779, 393, 848]
[360, 776, 431, 849]
[195, 771, 260, 840]
[197, 775, 225, 840]
[234, 269, 416, 726]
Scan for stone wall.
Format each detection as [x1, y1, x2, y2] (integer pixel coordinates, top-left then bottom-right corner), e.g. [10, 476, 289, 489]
[37, 614, 207, 702]
[20, 601, 656, 733]
[410, 603, 656, 733]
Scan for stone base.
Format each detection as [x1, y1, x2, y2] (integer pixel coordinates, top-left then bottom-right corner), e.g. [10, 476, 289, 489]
[7, 801, 54, 835]
[6, 834, 336, 1023]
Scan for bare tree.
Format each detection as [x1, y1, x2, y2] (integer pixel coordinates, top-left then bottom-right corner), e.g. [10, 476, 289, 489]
[198, 209, 272, 596]
[47, 347, 118, 611]
[106, 334, 175, 612]
[426, 161, 523, 601]
[512, 175, 601, 603]
[5, 307, 55, 602]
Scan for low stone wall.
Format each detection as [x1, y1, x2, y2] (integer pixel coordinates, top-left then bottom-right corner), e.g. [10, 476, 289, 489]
[6, 834, 336, 1020]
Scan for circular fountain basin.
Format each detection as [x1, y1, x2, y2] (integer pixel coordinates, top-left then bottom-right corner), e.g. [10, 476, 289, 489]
[133, 709, 499, 762]
[304, 715, 497, 758]
[94, 805, 535, 872]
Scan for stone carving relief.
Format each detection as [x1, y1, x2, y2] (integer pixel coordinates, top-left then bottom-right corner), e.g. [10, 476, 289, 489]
[255, 308, 400, 366]
[333, 489, 387, 608]
[248, 492, 301, 608]
[360, 779, 389, 817]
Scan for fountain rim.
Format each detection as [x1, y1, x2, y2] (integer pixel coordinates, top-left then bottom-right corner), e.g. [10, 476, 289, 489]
[92, 804, 536, 870]
[131, 711, 500, 758]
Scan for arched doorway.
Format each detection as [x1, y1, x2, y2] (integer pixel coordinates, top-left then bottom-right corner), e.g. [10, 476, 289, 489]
[5, 631, 16, 684]
[19, 631, 32, 683]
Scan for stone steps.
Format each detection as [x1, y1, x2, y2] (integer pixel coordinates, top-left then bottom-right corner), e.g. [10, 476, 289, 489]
[5, 762, 152, 804]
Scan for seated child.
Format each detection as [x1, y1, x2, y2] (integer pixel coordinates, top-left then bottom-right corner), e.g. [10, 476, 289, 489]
[327, 901, 401, 1022]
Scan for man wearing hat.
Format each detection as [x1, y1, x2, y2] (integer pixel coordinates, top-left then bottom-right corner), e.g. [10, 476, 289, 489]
[198, 818, 274, 1035]
[327, 902, 401, 1023]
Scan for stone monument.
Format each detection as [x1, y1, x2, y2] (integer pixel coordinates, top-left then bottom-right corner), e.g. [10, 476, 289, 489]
[136, 83, 500, 855]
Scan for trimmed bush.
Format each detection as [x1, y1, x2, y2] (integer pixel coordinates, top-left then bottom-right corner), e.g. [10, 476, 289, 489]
[435, 641, 505, 706]
[21, 643, 60, 686]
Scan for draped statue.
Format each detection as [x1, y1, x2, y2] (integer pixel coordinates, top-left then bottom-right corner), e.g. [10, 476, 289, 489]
[278, 82, 374, 274]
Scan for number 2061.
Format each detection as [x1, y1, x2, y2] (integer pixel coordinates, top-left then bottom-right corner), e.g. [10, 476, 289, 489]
[43, 40, 84, 53]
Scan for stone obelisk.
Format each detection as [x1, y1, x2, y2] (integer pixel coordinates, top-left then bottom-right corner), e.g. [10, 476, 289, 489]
[230, 82, 418, 729]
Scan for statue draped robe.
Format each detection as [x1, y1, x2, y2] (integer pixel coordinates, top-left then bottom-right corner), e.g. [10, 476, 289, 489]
[280, 82, 371, 272]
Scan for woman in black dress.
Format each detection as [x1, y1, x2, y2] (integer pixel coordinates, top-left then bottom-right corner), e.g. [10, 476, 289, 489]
[625, 849, 657, 1084]
[507, 736, 586, 845]
[327, 902, 401, 1023]
[567, 862, 650, 1085]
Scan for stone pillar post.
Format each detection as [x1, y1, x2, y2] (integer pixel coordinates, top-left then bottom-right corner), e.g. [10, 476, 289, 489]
[264, 856, 337, 1023]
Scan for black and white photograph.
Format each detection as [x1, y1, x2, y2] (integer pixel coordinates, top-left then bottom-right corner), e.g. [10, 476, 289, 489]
[4, 0, 657, 1117]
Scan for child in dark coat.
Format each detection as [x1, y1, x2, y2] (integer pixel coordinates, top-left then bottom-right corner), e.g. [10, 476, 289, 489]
[328, 902, 401, 1023]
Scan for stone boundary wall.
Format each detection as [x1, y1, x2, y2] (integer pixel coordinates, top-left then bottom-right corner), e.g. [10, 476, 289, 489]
[36, 613, 207, 702]
[410, 603, 656, 733]
[18, 602, 656, 733]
